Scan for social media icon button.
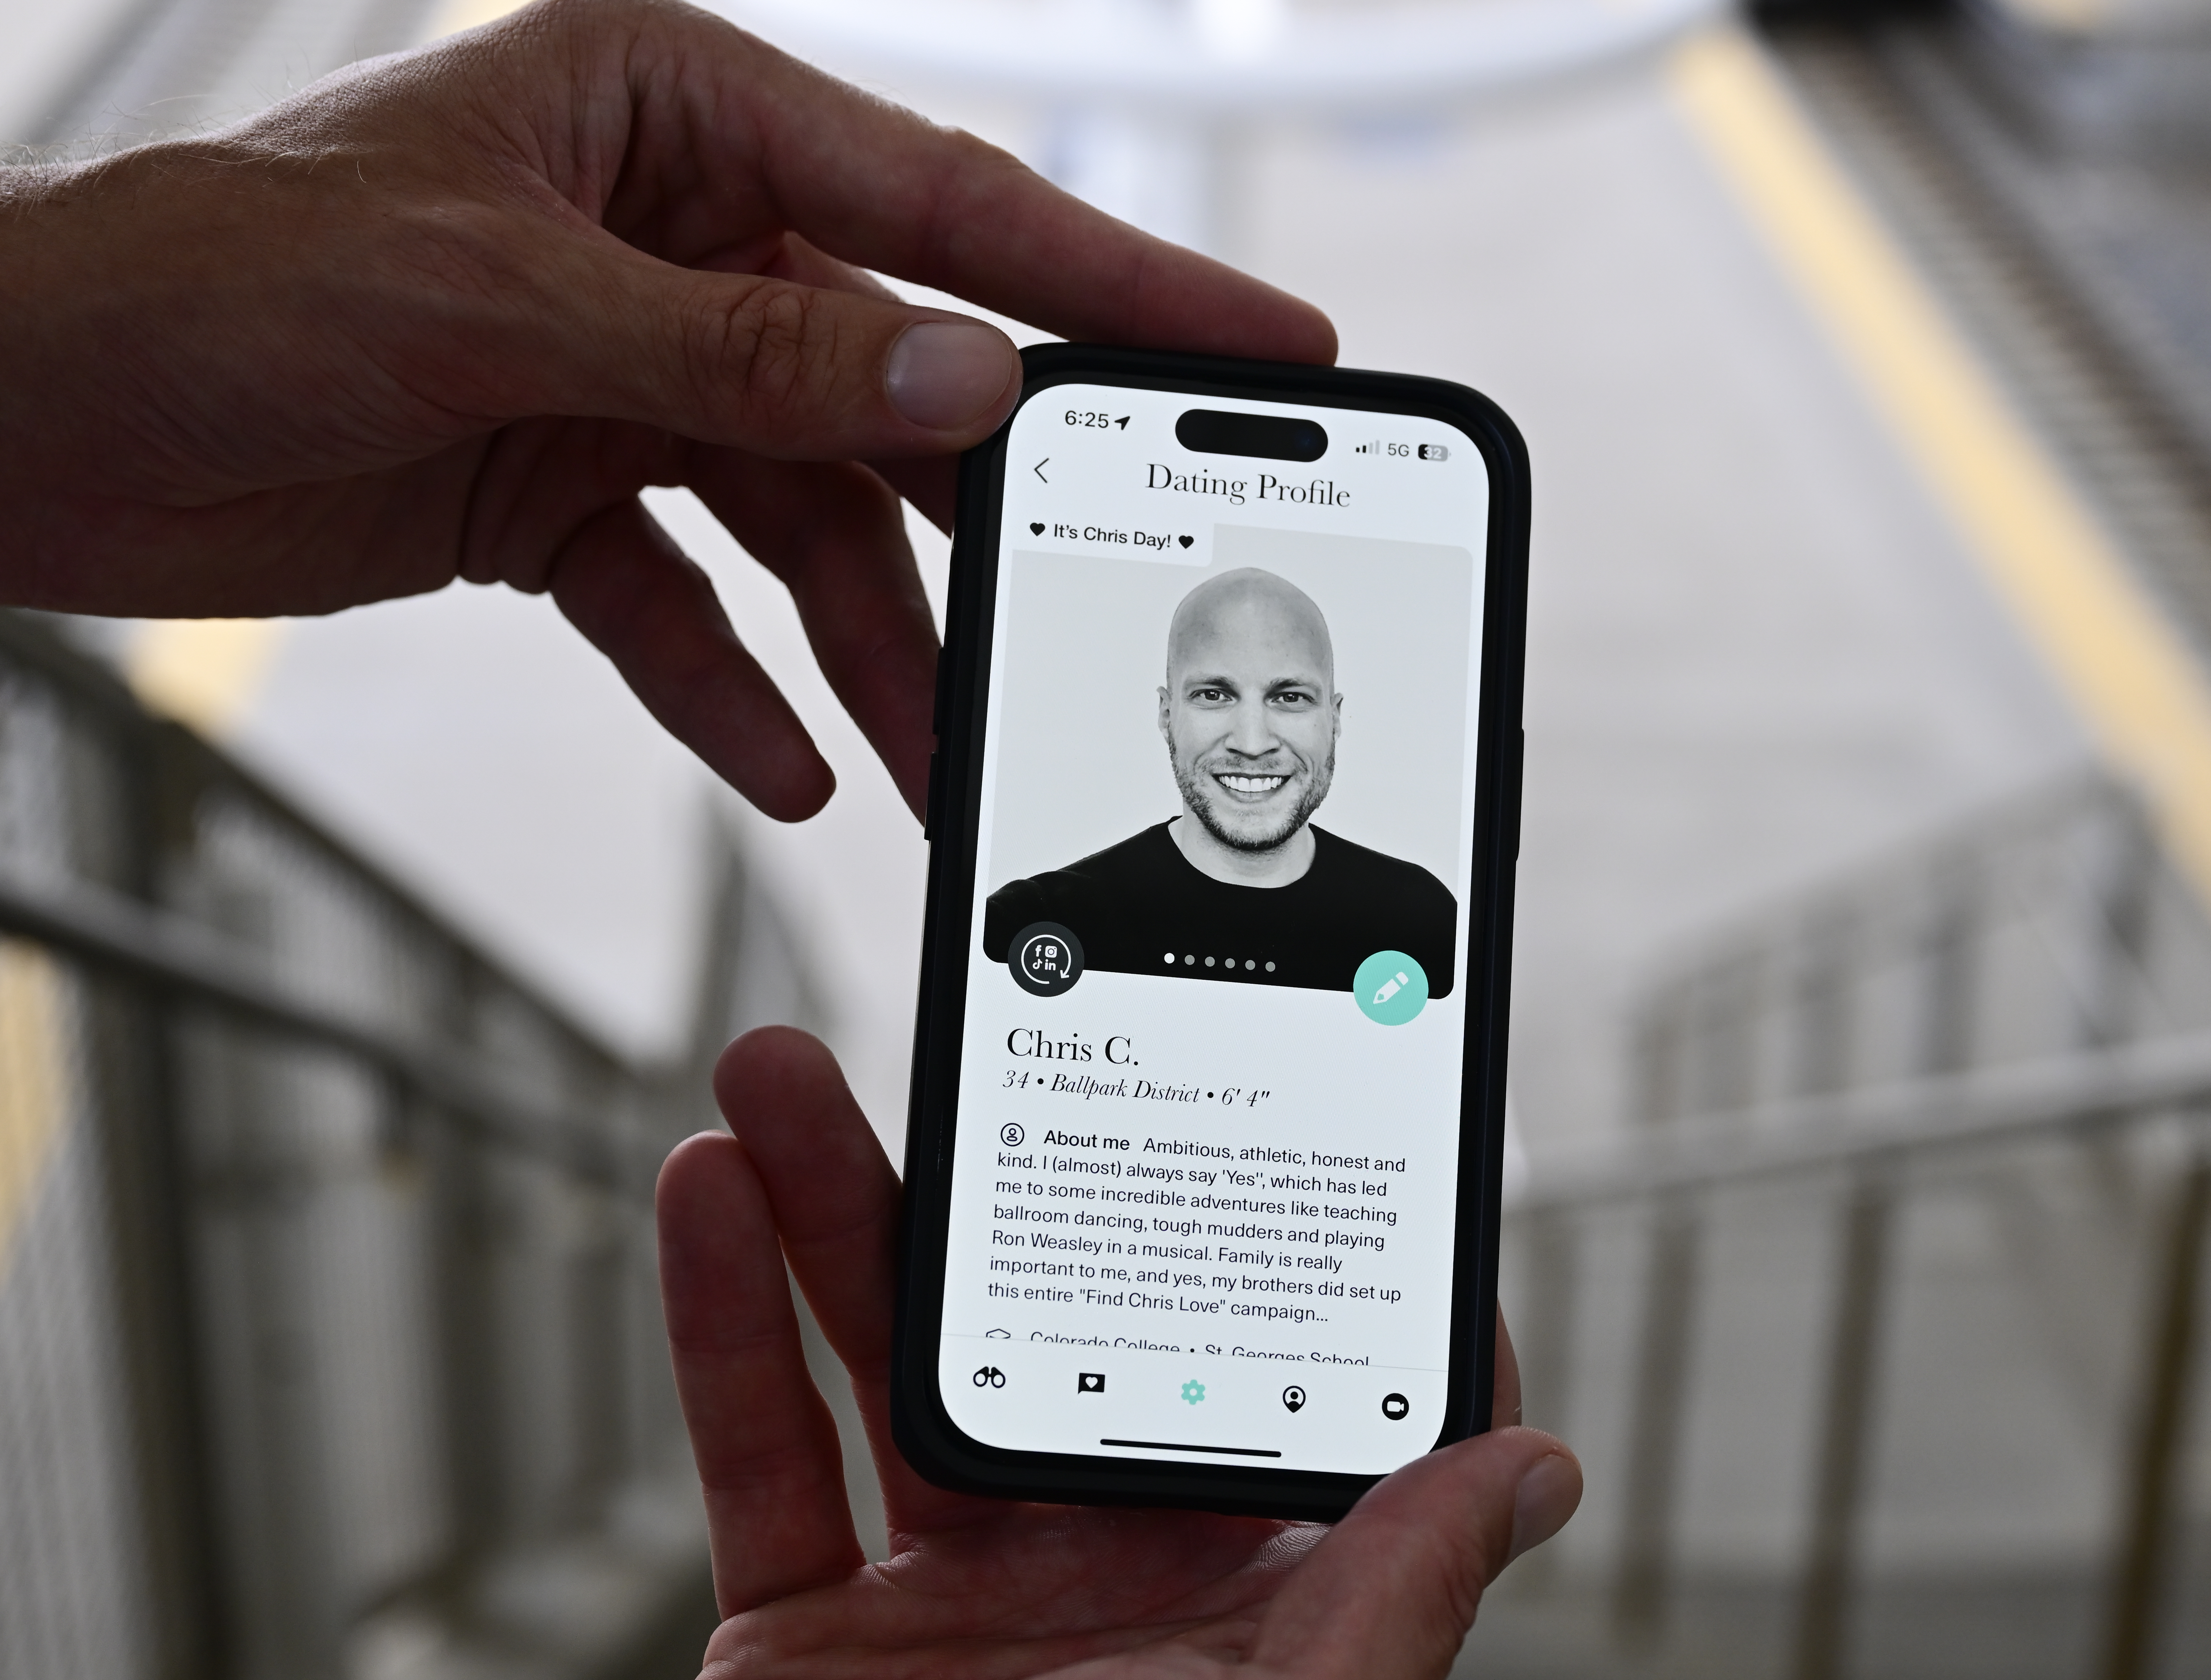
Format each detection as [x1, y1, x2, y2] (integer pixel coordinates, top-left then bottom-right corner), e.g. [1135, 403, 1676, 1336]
[1011, 922, 1084, 996]
[1381, 1392, 1410, 1421]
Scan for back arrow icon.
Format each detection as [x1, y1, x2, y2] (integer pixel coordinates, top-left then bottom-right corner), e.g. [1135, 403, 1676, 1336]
[1034, 458, 1050, 482]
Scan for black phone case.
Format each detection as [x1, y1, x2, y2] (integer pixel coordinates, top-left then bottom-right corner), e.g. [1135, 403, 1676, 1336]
[892, 343, 1530, 1521]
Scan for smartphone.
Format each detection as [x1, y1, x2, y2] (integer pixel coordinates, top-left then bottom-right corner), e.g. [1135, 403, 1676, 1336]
[893, 344, 1529, 1521]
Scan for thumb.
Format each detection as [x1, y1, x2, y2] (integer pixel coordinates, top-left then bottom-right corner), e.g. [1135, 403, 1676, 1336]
[1248, 1429, 1582, 1678]
[526, 236, 1021, 458]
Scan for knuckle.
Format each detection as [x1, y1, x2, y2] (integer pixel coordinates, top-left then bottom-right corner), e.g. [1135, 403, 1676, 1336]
[691, 279, 836, 428]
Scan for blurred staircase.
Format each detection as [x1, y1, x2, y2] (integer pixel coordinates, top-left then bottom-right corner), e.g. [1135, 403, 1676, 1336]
[0, 610, 819, 1680]
[1464, 771, 2211, 1680]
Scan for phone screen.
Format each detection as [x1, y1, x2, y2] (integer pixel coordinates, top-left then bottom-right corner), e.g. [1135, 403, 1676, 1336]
[936, 378, 1493, 1479]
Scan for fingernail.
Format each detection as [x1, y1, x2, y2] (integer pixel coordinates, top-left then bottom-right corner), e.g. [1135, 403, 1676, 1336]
[887, 321, 1016, 430]
[1506, 1454, 1581, 1564]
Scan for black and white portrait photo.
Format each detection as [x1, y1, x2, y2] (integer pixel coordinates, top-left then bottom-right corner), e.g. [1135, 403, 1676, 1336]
[979, 527, 1476, 994]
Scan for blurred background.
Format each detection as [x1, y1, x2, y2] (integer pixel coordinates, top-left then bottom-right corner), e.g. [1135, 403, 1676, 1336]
[4, 0, 2211, 1675]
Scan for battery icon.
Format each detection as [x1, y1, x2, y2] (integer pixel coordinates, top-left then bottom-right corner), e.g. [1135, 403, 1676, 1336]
[1418, 443, 1449, 461]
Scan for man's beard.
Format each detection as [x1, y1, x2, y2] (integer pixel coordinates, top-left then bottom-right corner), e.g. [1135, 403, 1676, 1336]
[1173, 753, 1335, 853]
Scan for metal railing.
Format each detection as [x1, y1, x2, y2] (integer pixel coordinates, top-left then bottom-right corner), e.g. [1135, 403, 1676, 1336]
[1493, 1047, 2211, 1680]
[0, 611, 805, 1680]
[19, 601, 2205, 1680]
[1634, 773, 2211, 1123]
[1477, 773, 2211, 1680]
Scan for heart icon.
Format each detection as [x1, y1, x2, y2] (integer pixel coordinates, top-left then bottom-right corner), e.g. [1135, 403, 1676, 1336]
[1178, 535, 1194, 549]
[1030, 522, 1045, 536]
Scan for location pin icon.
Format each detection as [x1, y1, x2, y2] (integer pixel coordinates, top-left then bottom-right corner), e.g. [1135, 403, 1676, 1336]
[1282, 1385, 1306, 1413]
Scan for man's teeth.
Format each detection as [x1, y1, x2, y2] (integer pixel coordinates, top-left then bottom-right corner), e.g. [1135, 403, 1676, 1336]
[1218, 774, 1287, 793]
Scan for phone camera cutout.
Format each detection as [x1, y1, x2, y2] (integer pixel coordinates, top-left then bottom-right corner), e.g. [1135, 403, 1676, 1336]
[1175, 409, 1327, 462]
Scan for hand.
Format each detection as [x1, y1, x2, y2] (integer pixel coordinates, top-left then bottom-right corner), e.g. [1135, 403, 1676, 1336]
[657, 1028, 1582, 1678]
[0, 0, 1334, 821]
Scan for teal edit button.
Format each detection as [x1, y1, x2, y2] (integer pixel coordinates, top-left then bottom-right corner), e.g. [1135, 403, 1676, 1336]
[1354, 952, 1429, 1025]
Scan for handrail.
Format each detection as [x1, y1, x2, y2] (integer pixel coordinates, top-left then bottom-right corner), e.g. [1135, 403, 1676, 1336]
[1627, 765, 2117, 998]
[1518, 1031, 2211, 1210]
[0, 608, 724, 1680]
[0, 863, 652, 1192]
[1511, 1034, 2211, 1680]
[0, 611, 629, 1065]
[1532, 766, 2211, 1680]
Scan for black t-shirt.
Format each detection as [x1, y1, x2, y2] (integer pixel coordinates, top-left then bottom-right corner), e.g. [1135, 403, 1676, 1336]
[982, 822, 1457, 996]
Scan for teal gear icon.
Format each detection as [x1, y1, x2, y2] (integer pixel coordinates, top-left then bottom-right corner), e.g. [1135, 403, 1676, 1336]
[1181, 1379, 1206, 1405]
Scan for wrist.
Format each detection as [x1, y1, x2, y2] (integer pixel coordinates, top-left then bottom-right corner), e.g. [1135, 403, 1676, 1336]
[0, 149, 177, 601]
[0, 142, 219, 488]
[0, 163, 78, 552]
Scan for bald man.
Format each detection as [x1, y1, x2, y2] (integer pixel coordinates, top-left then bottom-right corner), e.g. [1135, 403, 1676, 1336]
[983, 568, 1457, 994]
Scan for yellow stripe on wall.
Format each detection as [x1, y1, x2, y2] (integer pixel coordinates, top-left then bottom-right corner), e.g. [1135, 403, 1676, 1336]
[1667, 28, 2211, 907]
[433, 0, 532, 36]
[125, 618, 284, 740]
[0, 942, 68, 1289]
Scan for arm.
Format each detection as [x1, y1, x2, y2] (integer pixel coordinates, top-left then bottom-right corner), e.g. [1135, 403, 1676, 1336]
[0, 0, 1335, 818]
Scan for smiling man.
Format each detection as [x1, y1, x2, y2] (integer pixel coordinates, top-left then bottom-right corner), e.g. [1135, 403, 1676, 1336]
[983, 568, 1458, 995]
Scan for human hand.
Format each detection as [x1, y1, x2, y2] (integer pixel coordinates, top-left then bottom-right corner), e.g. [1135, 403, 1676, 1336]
[0, 0, 1334, 820]
[656, 1028, 1581, 1678]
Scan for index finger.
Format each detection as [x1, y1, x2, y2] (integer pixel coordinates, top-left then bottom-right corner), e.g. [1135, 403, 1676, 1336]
[752, 71, 1337, 363]
[657, 1131, 868, 1612]
[710, 1026, 1006, 1537]
[493, 0, 1338, 364]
